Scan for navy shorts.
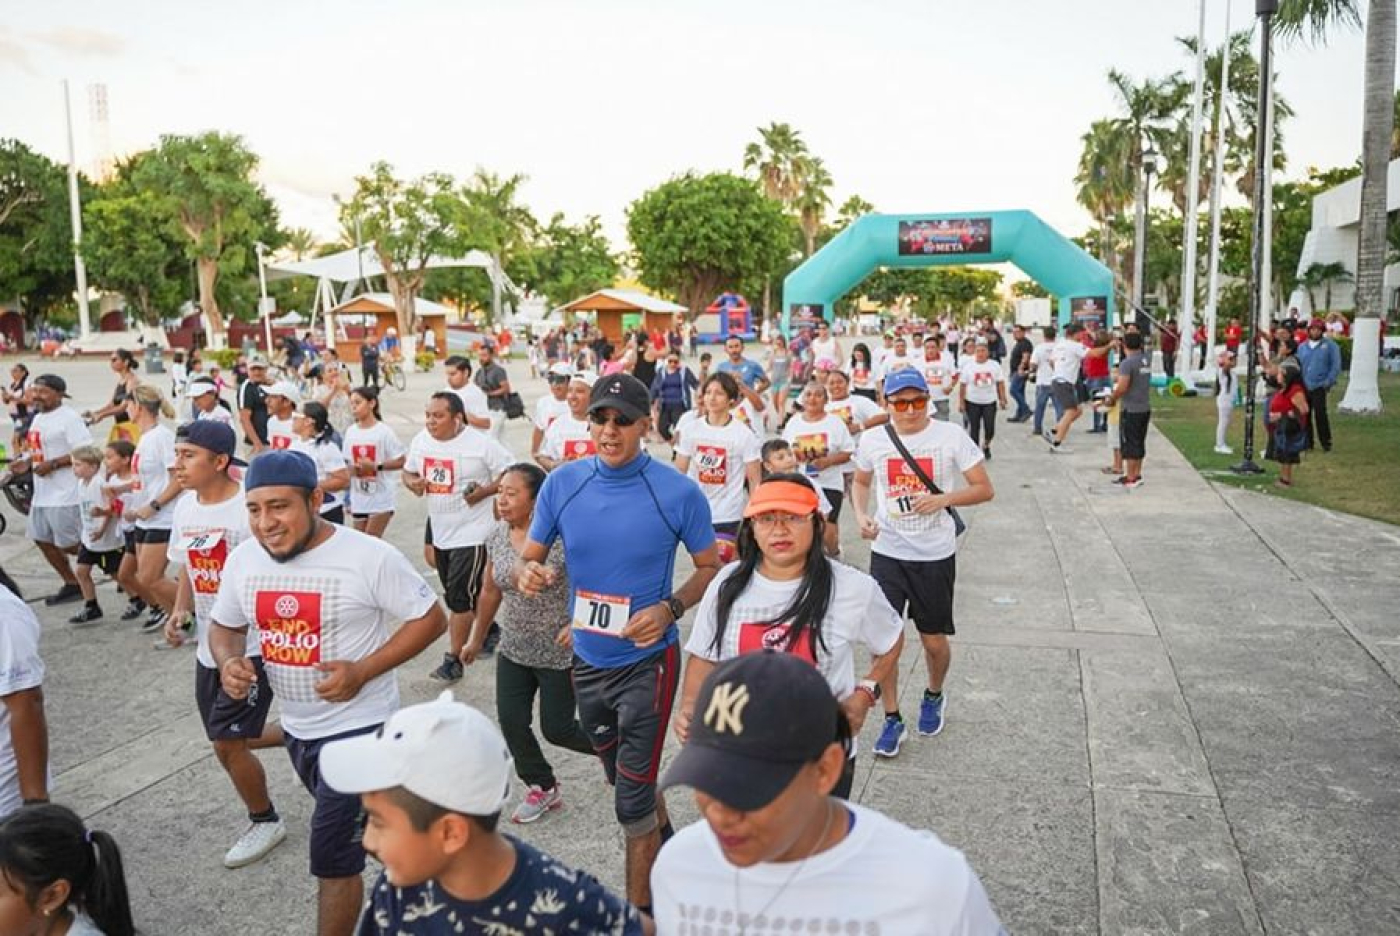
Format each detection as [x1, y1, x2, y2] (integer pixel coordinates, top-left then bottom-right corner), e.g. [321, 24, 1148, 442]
[871, 551, 957, 635]
[285, 724, 378, 878]
[195, 660, 273, 742]
[572, 642, 680, 836]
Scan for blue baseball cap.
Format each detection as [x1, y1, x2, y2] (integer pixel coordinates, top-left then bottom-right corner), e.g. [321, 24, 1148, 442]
[245, 449, 318, 491]
[175, 420, 246, 466]
[882, 368, 928, 397]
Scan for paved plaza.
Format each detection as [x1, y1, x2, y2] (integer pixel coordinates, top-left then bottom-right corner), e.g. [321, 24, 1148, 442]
[5, 354, 1399, 935]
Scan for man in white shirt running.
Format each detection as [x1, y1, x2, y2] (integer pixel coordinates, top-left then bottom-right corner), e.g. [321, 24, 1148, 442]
[654, 651, 1005, 935]
[14, 374, 91, 605]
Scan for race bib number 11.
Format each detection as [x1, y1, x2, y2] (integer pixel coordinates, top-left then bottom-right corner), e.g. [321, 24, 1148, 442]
[572, 590, 630, 637]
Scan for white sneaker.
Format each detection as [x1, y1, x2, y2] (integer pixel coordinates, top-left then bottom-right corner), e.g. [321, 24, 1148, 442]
[223, 819, 287, 869]
[1214, 445, 1234, 455]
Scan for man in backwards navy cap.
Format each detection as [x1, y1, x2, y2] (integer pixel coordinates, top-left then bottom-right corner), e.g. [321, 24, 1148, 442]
[652, 652, 1004, 935]
[208, 450, 447, 936]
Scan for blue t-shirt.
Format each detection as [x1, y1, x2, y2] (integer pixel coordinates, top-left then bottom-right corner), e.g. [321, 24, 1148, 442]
[717, 357, 766, 389]
[530, 453, 714, 669]
[357, 837, 643, 935]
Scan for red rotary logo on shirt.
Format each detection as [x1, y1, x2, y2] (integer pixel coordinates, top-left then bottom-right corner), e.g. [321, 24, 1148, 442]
[737, 620, 817, 664]
[26, 430, 43, 463]
[972, 369, 994, 387]
[565, 438, 596, 461]
[351, 443, 378, 471]
[695, 444, 727, 485]
[187, 536, 229, 595]
[422, 457, 455, 495]
[271, 435, 293, 450]
[886, 456, 934, 516]
[255, 590, 323, 667]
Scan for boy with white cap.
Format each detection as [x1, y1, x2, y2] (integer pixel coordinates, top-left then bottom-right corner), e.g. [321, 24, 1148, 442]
[263, 381, 301, 451]
[321, 691, 648, 935]
[531, 362, 574, 462]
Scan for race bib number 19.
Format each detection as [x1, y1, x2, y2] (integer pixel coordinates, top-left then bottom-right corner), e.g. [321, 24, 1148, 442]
[572, 590, 630, 637]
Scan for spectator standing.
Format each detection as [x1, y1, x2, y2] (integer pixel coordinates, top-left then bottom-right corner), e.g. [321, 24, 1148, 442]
[1006, 325, 1034, 422]
[1297, 318, 1342, 452]
[360, 333, 381, 389]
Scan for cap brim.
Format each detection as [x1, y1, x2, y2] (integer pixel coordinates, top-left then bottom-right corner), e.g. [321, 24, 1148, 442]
[318, 731, 403, 797]
[587, 396, 648, 421]
[742, 495, 819, 520]
[661, 742, 804, 812]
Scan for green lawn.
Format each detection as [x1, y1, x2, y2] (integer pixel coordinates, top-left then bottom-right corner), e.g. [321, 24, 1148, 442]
[1152, 370, 1400, 527]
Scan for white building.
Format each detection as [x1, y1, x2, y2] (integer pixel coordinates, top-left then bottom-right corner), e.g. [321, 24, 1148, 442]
[1288, 160, 1400, 317]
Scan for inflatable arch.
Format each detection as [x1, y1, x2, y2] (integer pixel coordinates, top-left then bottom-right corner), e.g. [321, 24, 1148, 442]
[781, 211, 1115, 333]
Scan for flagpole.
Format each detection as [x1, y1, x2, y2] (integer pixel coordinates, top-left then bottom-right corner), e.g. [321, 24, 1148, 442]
[1177, 0, 1209, 383]
[1203, 0, 1234, 375]
[63, 80, 92, 341]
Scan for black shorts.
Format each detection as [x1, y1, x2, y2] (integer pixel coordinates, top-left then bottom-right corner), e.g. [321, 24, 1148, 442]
[572, 642, 680, 835]
[435, 543, 487, 613]
[871, 551, 956, 635]
[1120, 410, 1151, 460]
[320, 505, 345, 526]
[133, 527, 172, 545]
[423, 517, 433, 546]
[195, 659, 273, 741]
[823, 488, 845, 523]
[1051, 382, 1080, 414]
[285, 725, 377, 879]
[77, 546, 123, 575]
[123, 530, 137, 556]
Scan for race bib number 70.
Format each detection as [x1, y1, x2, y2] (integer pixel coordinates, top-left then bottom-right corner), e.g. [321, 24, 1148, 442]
[572, 590, 630, 637]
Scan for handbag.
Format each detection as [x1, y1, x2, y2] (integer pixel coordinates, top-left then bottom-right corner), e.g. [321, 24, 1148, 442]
[503, 391, 526, 420]
[883, 424, 967, 537]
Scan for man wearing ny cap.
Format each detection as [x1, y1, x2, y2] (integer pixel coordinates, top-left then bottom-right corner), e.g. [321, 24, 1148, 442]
[320, 692, 648, 935]
[11, 375, 91, 605]
[518, 372, 719, 914]
[162, 420, 287, 869]
[653, 652, 1004, 935]
[530, 362, 574, 463]
[210, 449, 447, 936]
[238, 357, 272, 451]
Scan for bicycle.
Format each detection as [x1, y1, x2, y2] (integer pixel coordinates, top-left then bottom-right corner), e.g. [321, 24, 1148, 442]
[380, 358, 407, 392]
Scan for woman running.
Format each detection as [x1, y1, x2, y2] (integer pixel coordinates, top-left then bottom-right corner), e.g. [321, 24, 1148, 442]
[674, 372, 762, 561]
[342, 386, 404, 538]
[290, 401, 351, 524]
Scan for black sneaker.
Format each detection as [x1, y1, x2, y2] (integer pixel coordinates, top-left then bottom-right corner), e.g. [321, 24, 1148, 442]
[120, 600, 148, 621]
[68, 604, 103, 624]
[141, 608, 168, 634]
[44, 583, 83, 606]
[480, 624, 501, 658]
[428, 653, 464, 683]
[982, 446, 992, 461]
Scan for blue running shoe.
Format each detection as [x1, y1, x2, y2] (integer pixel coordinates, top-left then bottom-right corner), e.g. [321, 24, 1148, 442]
[918, 693, 946, 736]
[873, 716, 906, 758]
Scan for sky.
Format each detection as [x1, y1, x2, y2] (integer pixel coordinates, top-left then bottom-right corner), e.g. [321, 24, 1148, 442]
[0, 0, 1383, 260]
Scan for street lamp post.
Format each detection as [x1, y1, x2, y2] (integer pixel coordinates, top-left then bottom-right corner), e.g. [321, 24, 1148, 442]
[1131, 146, 1159, 326]
[255, 242, 274, 355]
[1233, 0, 1276, 476]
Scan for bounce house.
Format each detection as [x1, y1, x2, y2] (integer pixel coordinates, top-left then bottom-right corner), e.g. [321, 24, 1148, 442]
[696, 292, 756, 344]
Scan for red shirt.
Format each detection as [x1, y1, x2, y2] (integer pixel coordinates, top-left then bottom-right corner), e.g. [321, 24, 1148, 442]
[1224, 324, 1243, 350]
[1081, 334, 1110, 378]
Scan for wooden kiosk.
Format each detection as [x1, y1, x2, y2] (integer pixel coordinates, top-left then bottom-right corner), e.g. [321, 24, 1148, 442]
[325, 293, 449, 361]
[559, 289, 686, 343]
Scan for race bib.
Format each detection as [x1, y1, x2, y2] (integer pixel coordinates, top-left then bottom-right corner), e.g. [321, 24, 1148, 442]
[572, 590, 630, 637]
[422, 457, 455, 495]
[255, 590, 323, 667]
[26, 430, 43, 463]
[181, 530, 228, 596]
[737, 620, 817, 665]
[564, 438, 596, 461]
[886, 456, 935, 518]
[695, 444, 728, 485]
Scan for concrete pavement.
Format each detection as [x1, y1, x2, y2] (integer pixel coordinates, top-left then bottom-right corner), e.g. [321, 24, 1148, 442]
[3, 355, 1397, 934]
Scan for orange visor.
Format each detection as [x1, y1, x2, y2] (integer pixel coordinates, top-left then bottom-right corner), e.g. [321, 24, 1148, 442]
[742, 480, 821, 520]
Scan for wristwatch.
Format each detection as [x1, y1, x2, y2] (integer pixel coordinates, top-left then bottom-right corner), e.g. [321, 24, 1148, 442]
[665, 596, 686, 622]
[857, 678, 882, 702]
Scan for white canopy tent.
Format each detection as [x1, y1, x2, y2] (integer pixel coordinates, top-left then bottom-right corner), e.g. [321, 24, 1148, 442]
[264, 246, 519, 347]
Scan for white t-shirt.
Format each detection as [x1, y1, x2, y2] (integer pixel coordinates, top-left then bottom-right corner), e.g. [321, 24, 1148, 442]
[826, 395, 884, 475]
[782, 413, 854, 493]
[653, 802, 1005, 936]
[1030, 342, 1056, 384]
[876, 354, 914, 382]
[540, 414, 596, 465]
[811, 335, 840, 365]
[676, 416, 762, 524]
[78, 474, 123, 553]
[688, 562, 901, 703]
[1050, 339, 1088, 384]
[210, 526, 439, 740]
[25, 406, 90, 507]
[854, 421, 984, 562]
[0, 586, 45, 820]
[405, 428, 513, 548]
[732, 399, 765, 435]
[290, 437, 349, 514]
[342, 421, 406, 516]
[533, 394, 570, 432]
[131, 424, 176, 531]
[672, 409, 701, 448]
[920, 352, 958, 402]
[450, 383, 492, 425]
[265, 415, 296, 451]
[958, 359, 1005, 406]
[195, 403, 234, 425]
[167, 488, 258, 669]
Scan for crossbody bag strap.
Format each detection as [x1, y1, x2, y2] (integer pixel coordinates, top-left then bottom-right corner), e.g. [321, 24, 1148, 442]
[883, 423, 942, 495]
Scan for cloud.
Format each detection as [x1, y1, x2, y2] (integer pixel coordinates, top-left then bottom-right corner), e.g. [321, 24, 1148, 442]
[28, 26, 126, 57]
[0, 30, 36, 74]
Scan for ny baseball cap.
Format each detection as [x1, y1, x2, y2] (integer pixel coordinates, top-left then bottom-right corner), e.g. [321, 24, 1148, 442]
[662, 652, 840, 812]
[264, 380, 302, 405]
[244, 449, 318, 491]
[32, 374, 71, 397]
[320, 691, 513, 817]
[588, 373, 649, 421]
[882, 368, 929, 397]
[547, 362, 575, 380]
[742, 479, 820, 520]
[175, 420, 244, 464]
[247, 356, 269, 369]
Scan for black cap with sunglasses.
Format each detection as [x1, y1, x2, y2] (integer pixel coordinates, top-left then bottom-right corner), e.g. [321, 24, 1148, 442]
[588, 373, 650, 423]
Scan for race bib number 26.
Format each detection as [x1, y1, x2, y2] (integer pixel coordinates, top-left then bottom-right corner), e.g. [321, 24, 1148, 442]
[422, 457, 455, 495]
[572, 590, 630, 637]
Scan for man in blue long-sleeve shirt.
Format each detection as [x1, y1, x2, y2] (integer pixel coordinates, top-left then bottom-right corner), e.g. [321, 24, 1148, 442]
[1296, 318, 1342, 452]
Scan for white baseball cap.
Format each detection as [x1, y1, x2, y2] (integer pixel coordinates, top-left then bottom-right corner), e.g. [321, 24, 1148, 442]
[186, 380, 218, 398]
[547, 362, 575, 379]
[571, 371, 598, 388]
[319, 691, 513, 816]
[264, 380, 302, 405]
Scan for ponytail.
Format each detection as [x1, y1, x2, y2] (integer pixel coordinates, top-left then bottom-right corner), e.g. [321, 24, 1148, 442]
[352, 386, 383, 421]
[130, 384, 175, 420]
[0, 804, 136, 936]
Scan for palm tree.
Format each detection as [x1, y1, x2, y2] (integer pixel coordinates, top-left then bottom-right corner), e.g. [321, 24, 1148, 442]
[1301, 261, 1354, 313]
[1075, 119, 1137, 284]
[834, 194, 874, 230]
[793, 155, 833, 256]
[1279, 0, 1393, 413]
[742, 123, 809, 208]
[282, 226, 319, 261]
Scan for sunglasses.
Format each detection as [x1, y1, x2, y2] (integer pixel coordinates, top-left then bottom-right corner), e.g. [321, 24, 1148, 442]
[888, 397, 930, 412]
[751, 511, 812, 528]
[588, 411, 638, 428]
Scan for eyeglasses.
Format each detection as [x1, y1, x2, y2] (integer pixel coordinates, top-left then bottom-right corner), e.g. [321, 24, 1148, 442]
[888, 397, 929, 412]
[588, 411, 638, 428]
[751, 512, 810, 528]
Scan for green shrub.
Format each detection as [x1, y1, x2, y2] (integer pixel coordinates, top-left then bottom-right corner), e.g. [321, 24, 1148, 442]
[415, 351, 436, 373]
[203, 348, 242, 369]
[1335, 337, 1352, 368]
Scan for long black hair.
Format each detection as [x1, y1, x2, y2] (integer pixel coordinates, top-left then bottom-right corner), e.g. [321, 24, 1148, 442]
[711, 473, 833, 658]
[0, 804, 136, 936]
[300, 402, 336, 445]
[851, 342, 872, 369]
[352, 385, 383, 421]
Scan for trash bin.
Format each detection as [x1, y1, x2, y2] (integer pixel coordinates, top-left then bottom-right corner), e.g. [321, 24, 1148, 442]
[144, 342, 166, 375]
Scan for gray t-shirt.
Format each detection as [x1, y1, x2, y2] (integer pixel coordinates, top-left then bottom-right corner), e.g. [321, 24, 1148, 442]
[475, 361, 509, 411]
[1119, 351, 1152, 413]
[485, 522, 573, 670]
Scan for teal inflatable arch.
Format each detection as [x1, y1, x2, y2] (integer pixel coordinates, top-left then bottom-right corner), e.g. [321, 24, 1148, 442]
[781, 210, 1114, 333]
